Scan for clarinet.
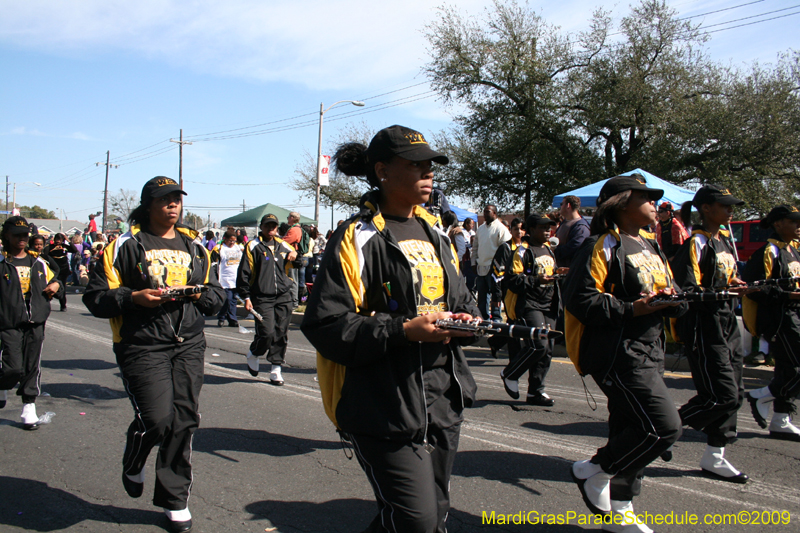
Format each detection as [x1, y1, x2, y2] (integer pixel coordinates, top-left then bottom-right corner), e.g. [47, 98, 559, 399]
[434, 318, 563, 340]
[647, 291, 737, 306]
[160, 285, 209, 298]
[748, 277, 800, 289]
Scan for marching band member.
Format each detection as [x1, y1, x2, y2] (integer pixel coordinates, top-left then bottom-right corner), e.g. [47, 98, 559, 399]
[563, 175, 684, 532]
[742, 205, 800, 441]
[301, 125, 477, 533]
[500, 213, 559, 407]
[0, 216, 62, 428]
[672, 185, 751, 483]
[83, 176, 224, 533]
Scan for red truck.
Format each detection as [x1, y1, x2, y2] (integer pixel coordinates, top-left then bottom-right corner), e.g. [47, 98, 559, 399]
[730, 220, 772, 262]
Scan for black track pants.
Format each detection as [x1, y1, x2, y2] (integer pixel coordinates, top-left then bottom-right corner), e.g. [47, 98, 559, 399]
[349, 423, 461, 533]
[679, 309, 744, 446]
[0, 323, 45, 402]
[769, 310, 800, 413]
[115, 336, 205, 510]
[249, 293, 292, 364]
[501, 310, 556, 394]
[592, 339, 682, 500]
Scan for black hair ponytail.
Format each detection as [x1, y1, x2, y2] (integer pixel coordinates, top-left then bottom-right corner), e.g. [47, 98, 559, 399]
[590, 191, 632, 235]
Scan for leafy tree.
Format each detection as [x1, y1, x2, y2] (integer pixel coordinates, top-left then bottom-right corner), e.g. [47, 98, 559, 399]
[9, 204, 57, 219]
[291, 122, 374, 210]
[424, 0, 800, 218]
[424, 0, 607, 215]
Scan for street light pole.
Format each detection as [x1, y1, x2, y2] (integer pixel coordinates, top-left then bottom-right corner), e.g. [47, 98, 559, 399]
[314, 99, 365, 224]
[11, 181, 41, 212]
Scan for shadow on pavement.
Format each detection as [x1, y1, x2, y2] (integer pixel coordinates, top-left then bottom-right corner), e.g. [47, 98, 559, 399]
[41, 383, 127, 401]
[521, 419, 607, 438]
[243, 498, 587, 532]
[0, 476, 164, 532]
[42, 358, 118, 371]
[194, 427, 340, 461]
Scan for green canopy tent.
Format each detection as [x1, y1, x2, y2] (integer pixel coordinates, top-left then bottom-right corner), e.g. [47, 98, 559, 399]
[220, 203, 317, 227]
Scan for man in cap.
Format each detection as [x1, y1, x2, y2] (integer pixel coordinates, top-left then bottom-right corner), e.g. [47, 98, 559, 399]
[237, 213, 297, 385]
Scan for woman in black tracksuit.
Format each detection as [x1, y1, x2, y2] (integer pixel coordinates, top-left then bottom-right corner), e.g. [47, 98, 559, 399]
[562, 175, 684, 531]
[83, 176, 224, 533]
[0, 216, 62, 429]
[742, 205, 800, 441]
[43, 232, 77, 311]
[301, 125, 478, 533]
[237, 213, 297, 385]
[672, 184, 751, 484]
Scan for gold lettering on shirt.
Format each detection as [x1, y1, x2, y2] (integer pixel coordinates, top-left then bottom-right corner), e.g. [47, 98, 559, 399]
[15, 265, 31, 296]
[627, 252, 669, 293]
[145, 248, 192, 289]
[534, 255, 555, 276]
[397, 239, 448, 315]
[715, 251, 736, 284]
[788, 261, 800, 279]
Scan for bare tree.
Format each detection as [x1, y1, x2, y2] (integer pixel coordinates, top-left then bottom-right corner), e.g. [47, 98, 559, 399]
[291, 121, 374, 210]
[109, 189, 139, 221]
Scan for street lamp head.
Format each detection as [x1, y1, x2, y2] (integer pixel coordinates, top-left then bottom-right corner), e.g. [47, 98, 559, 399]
[33, 182, 41, 187]
[352, 101, 365, 107]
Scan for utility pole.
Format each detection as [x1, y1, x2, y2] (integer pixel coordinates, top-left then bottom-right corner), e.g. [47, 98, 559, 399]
[170, 129, 192, 224]
[96, 151, 118, 234]
[4, 175, 8, 221]
[242, 199, 246, 213]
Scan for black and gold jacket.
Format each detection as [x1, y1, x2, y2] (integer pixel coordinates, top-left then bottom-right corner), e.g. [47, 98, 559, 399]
[300, 192, 478, 442]
[562, 229, 684, 377]
[742, 235, 800, 339]
[82, 225, 224, 345]
[236, 235, 294, 300]
[0, 251, 62, 329]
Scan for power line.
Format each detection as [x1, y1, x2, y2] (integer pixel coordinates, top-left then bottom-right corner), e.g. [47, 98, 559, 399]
[698, 4, 800, 30]
[676, 0, 765, 20]
[704, 9, 800, 33]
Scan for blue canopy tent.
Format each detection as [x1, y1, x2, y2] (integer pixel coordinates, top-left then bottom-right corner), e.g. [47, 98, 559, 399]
[551, 169, 695, 210]
[449, 204, 479, 222]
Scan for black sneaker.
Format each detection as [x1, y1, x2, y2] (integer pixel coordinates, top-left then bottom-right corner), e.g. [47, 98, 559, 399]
[228, 320, 239, 328]
[526, 392, 555, 407]
[217, 319, 225, 327]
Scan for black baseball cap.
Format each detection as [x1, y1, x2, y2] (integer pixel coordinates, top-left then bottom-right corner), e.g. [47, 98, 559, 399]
[760, 205, 800, 229]
[658, 201, 674, 212]
[141, 176, 186, 203]
[367, 125, 449, 165]
[692, 184, 744, 208]
[2, 215, 30, 235]
[260, 214, 279, 226]
[526, 212, 556, 229]
[597, 174, 663, 206]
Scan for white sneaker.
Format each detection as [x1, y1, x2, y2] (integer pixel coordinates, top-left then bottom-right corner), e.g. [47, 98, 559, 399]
[245, 351, 259, 377]
[270, 364, 284, 385]
[769, 412, 800, 442]
[571, 459, 613, 514]
[700, 445, 748, 483]
[500, 371, 519, 400]
[746, 386, 774, 428]
[21, 403, 39, 429]
[0, 389, 7, 409]
[602, 500, 654, 533]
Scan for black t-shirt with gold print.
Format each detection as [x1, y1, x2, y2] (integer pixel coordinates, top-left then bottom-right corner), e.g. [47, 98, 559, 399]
[383, 214, 448, 368]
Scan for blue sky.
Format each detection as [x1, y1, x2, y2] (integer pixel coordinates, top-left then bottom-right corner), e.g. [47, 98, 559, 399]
[2, 0, 797, 233]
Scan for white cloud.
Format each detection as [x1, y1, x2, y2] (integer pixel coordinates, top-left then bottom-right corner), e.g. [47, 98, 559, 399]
[0, 0, 492, 89]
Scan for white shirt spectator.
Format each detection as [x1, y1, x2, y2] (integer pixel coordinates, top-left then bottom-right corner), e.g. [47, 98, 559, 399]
[472, 218, 511, 276]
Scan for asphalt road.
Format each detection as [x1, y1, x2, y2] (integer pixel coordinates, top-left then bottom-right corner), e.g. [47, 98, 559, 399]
[0, 292, 798, 532]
